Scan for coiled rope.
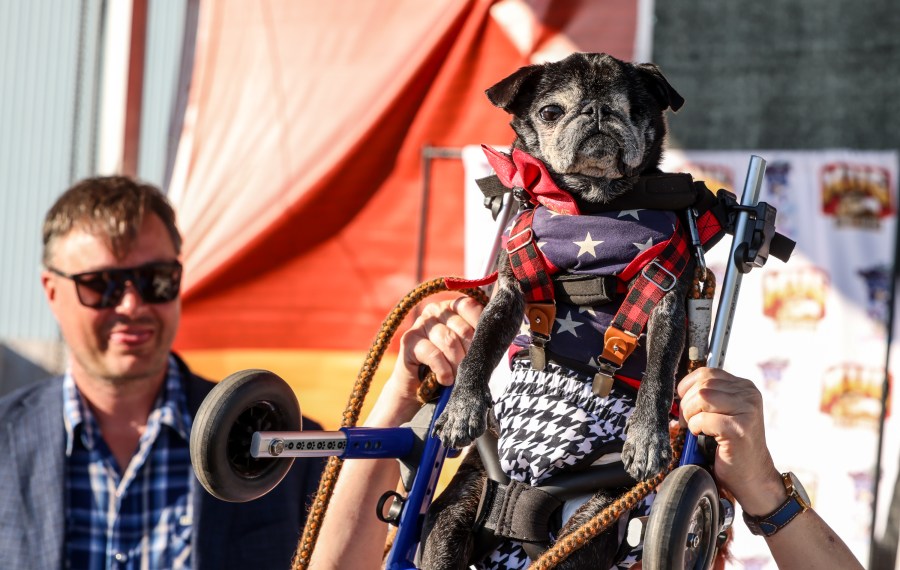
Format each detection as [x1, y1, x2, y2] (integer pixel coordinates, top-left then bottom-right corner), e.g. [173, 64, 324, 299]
[291, 278, 489, 570]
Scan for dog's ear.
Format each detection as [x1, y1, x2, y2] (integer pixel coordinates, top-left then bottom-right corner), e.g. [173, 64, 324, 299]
[485, 64, 544, 111]
[635, 62, 684, 112]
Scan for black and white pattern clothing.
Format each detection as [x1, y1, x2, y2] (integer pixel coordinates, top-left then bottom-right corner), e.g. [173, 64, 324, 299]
[475, 360, 654, 569]
[495, 360, 634, 485]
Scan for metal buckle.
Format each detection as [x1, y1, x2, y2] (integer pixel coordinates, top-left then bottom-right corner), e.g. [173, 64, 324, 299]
[686, 208, 708, 278]
[507, 227, 534, 254]
[641, 260, 677, 292]
[592, 361, 618, 397]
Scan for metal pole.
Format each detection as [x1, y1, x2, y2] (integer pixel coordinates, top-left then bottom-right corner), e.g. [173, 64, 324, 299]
[707, 155, 766, 369]
[681, 155, 766, 468]
[868, 210, 900, 570]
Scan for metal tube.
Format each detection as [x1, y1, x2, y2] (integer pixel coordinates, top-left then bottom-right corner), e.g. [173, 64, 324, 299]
[250, 427, 416, 459]
[707, 155, 766, 369]
[681, 155, 766, 468]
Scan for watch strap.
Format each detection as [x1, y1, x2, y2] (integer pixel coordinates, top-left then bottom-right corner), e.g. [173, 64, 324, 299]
[742, 495, 806, 537]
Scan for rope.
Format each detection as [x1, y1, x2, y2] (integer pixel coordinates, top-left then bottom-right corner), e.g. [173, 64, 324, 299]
[290, 278, 489, 570]
[529, 430, 687, 570]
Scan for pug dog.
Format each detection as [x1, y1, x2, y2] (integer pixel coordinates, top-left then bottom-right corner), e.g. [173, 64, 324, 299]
[423, 52, 691, 569]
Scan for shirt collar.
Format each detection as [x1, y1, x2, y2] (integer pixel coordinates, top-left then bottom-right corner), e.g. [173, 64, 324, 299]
[63, 354, 193, 457]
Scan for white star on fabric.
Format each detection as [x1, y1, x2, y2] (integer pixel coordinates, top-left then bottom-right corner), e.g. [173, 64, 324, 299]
[555, 311, 585, 337]
[537, 240, 548, 250]
[633, 237, 654, 253]
[573, 232, 603, 258]
[618, 209, 643, 220]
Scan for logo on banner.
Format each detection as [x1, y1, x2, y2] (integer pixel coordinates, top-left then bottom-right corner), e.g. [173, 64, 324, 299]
[764, 161, 796, 238]
[820, 363, 890, 425]
[681, 162, 735, 192]
[848, 470, 875, 505]
[821, 162, 893, 228]
[858, 264, 892, 327]
[762, 267, 828, 328]
[758, 358, 790, 392]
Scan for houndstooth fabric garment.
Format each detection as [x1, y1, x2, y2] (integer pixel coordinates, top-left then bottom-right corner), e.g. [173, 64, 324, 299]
[474, 360, 654, 570]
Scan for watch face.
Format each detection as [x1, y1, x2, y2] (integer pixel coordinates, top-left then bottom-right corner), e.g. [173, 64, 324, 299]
[786, 472, 811, 508]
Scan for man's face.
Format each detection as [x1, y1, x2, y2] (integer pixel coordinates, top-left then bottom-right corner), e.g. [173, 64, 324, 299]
[42, 214, 181, 385]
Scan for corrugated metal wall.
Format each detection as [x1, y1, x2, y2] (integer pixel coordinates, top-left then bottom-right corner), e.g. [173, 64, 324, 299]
[0, 0, 188, 347]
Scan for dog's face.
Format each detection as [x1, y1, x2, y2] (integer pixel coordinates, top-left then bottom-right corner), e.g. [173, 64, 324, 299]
[486, 53, 683, 203]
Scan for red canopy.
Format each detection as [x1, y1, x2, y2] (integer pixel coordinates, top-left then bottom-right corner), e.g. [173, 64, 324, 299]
[170, 0, 640, 352]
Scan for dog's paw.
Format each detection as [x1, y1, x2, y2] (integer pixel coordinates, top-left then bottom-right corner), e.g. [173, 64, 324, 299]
[622, 422, 672, 481]
[432, 392, 491, 449]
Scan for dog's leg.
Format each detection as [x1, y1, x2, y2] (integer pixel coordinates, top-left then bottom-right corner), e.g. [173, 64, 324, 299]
[548, 490, 623, 570]
[621, 273, 690, 480]
[434, 254, 524, 448]
[420, 450, 486, 570]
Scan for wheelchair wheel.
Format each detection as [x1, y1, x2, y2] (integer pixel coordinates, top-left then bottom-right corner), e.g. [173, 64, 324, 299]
[190, 369, 301, 503]
[642, 465, 719, 570]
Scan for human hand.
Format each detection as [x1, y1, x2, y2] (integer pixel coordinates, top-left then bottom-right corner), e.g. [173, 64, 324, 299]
[366, 296, 482, 428]
[677, 368, 785, 516]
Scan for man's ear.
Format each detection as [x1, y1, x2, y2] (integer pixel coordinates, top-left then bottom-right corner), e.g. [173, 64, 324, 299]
[41, 270, 57, 303]
[485, 63, 544, 111]
[634, 62, 684, 112]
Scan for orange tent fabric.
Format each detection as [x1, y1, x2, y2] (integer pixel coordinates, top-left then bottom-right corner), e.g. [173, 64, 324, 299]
[170, 0, 640, 352]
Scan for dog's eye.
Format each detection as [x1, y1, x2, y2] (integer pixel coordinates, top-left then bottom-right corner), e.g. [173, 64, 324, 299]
[538, 105, 564, 122]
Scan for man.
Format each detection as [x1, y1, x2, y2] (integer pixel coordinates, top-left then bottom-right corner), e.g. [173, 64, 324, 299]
[0, 176, 483, 570]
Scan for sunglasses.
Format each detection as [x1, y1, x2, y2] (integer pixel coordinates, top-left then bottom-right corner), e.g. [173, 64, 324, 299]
[47, 261, 183, 309]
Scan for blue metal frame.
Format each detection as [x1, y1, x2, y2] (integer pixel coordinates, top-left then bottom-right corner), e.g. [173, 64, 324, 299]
[281, 388, 452, 568]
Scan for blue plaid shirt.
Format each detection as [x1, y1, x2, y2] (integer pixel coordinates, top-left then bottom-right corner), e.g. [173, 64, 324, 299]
[63, 355, 194, 570]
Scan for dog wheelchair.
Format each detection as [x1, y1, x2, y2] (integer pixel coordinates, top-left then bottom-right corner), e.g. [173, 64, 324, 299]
[190, 156, 794, 570]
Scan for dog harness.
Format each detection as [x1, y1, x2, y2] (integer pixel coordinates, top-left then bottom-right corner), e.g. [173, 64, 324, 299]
[479, 146, 727, 397]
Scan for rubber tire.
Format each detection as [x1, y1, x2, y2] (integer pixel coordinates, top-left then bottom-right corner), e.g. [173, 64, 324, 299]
[642, 465, 720, 570]
[190, 369, 301, 502]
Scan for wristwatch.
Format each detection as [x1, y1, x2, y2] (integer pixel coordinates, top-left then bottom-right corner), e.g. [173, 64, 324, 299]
[743, 472, 811, 537]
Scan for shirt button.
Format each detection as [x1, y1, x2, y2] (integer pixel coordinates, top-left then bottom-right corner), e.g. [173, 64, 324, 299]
[114, 552, 128, 563]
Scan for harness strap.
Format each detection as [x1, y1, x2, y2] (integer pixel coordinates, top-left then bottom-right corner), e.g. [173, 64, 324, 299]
[553, 273, 621, 306]
[474, 478, 563, 548]
[508, 208, 558, 371]
[593, 222, 692, 396]
[612, 221, 691, 337]
[507, 209, 555, 302]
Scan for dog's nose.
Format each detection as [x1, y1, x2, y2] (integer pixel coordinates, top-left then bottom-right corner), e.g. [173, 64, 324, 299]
[580, 101, 613, 118]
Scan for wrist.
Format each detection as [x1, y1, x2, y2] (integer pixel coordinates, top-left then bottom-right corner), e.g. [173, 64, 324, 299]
[363, 373, 421, 428]
[742, 471, 812, 538]
[737, 469, 788, 517]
